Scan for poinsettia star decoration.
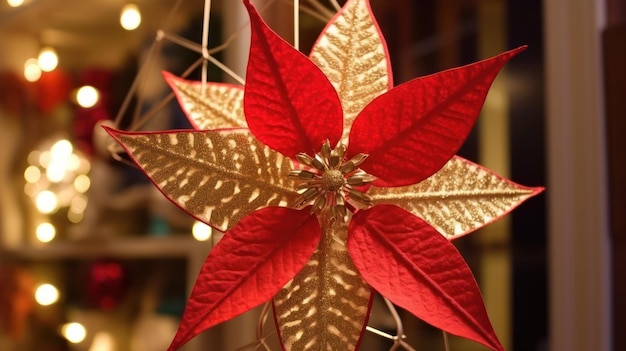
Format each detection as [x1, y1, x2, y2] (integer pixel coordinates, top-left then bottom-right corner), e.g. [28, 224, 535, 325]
[106, 0, 543, 350]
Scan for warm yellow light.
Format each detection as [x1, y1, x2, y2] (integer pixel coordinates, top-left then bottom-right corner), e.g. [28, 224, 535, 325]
[46, 160, 67, 183]
[51, 139, 73, 157]
[62, 322, 87, 344]
[38, 150, 51, 167]
[35, 283, 59, 306]
[38, 47, 58, 72]
[192, 221, 212, 241]
[36, 222, 56, 243]
[89, 332, 116, 351]
[24, 165, 41, 183]
[67, 210, 84, 224]
[24, 58, 42, 82]
[74, 175, 91, 193]
[45, 139, 73, 182]
[120, 4, 141, 31]
[35, 190, 58, 214]
[7, 0, 24, 8]
[68, 154, 81, 171]
[76, 85, 99, 108]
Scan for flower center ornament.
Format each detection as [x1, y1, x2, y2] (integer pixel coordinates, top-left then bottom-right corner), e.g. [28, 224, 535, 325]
[290, 140, 376, 220]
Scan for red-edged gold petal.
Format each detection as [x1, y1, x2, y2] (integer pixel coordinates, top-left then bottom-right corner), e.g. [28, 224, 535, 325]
[105, 127, 299, 231]
[273, 214, 372, 351]
[163, 72, 246, 130]
[368, 156, 544, 240]
[310, 0, 391, 144]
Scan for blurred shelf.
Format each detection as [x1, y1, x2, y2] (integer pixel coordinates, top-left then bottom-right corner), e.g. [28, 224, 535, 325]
[1, 235, 214, 260]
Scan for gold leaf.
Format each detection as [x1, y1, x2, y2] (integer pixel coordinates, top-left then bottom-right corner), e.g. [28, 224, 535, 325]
[274, 215, 372, 350]
[369, 156, 542, 240]
[113, 129, 298, 231]
[310, 0, 390, 144]
[164, 72, 247, 130]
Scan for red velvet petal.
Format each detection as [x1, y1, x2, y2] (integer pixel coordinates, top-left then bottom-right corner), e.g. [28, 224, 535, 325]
[243, 0, 343, 157]
[348, 205, 504, 351]
[168, 207, 320, 350]
[347, 47, 526, 187]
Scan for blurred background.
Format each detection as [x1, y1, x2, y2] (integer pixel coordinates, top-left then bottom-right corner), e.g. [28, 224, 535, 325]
[0, 0, 622, 350]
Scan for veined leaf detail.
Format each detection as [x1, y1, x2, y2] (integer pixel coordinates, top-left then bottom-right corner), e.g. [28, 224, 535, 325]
[163, 72, 246, 130]
[273, 215, 372, 351]
[108, 128, 299, 231]
[310, 0, 390, 144]
[369, 156, 543, 240]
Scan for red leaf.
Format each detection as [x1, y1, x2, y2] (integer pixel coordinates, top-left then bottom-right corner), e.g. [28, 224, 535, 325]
[348, 205, 504, 351]
[347, 47, 526, 187]
[168, 207, 320, 350]
[243, 0, 343, 157]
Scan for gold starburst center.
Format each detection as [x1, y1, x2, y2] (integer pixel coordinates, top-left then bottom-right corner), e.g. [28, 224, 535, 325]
[322, 170, 345, 191]
[289, 140, 376, 221]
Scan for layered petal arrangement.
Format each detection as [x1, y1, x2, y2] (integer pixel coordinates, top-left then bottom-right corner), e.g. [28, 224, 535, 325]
[106, 0, 543, 350]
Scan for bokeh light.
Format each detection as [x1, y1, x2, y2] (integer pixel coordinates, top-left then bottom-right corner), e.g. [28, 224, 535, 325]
[24, 58, 42, 82]
[35, 283, 59, 306]
[35, 190, 58, 214]
[120, 4, 141, 30]
[61, 322, 87, 343]
[192, 221, 212, 241]
[38, 47, 58, 72]
[36, 222, 56, 243]
[76, 85, 99, 108]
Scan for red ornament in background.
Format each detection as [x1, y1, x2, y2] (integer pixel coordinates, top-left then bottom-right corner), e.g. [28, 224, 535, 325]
[86, 260, 128, 310]
[35, 69, 72, 115]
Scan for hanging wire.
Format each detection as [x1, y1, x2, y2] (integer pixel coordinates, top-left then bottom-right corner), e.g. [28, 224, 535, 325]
[201, 0, 212, 91]
[443, 331, 451, 351]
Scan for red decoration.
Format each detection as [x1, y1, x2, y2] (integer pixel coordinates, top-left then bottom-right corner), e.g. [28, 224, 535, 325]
[244, 6, 343, 157]
[171, 207, 320, 346]
[86, 260, 128, 310]
[107, 0, 543, 350]
[349, 205, 503, 350]
[349, 47, 525, 187]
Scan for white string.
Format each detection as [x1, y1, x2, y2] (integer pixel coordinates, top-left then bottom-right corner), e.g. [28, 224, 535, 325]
[328, 0, 341, 11]
[201, 0, 212, 91]
[294, 0, 300, 50]
[443, 331, 451, 351]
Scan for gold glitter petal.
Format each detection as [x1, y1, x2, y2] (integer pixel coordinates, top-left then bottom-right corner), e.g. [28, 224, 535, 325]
[369, 156, 540, 239]
[274, 215, 372, 351]
[310, 0, 390, 144]
[116, 129, 298, 231]
[168, 74, 247, 129]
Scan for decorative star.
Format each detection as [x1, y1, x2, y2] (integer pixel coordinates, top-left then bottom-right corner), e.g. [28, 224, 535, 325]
[106, 0, 543, 350]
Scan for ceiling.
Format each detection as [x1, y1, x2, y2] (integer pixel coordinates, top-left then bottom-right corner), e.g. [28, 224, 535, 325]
[0, 0, 204, 71]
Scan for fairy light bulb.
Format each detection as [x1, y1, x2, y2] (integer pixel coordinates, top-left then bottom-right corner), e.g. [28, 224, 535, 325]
[38, 47, 58, 72]
[35, 190, 58, 214]
[61, 322, 87, 343]
[36, 222, 56, 243]
[120, 4, 141, 31]
[192, 221, 212, 241]
[24, 58, 42, 82]
[35, 283, 59, 306]
[76, 85, 99, 108]
[7, 0, 24, 7]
